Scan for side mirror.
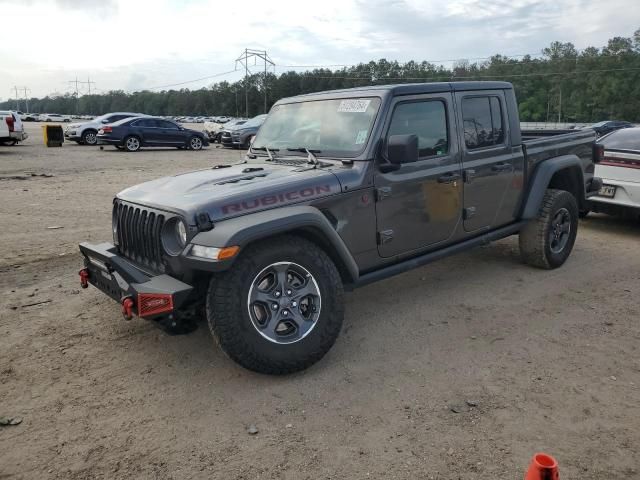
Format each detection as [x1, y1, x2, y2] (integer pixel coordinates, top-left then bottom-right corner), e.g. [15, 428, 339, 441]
[387, 134, 419, 165]
[101, 119, 109, 124]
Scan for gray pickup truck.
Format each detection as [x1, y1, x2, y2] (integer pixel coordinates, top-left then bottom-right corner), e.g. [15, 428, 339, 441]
[79, 81, 602, 374]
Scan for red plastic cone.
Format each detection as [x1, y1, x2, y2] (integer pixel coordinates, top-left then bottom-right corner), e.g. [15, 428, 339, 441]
[525, 453, 559, 480]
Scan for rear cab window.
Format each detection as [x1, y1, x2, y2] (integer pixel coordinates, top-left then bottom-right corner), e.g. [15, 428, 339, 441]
[462, 96, 505, 149]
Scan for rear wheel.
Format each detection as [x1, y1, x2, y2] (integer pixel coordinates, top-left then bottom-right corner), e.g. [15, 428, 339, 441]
[81, 129, 98, 146]
[519, 189, 578, 269]
[206, 235, 344, 374]
[124, 136, 141, 152]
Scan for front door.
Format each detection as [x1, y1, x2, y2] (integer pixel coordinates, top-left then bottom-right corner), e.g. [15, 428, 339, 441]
[455, 92, 520, 231]
[375, 94, 462, 258]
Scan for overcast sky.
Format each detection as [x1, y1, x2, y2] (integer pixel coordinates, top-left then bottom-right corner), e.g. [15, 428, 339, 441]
[1, 0, 638, 100]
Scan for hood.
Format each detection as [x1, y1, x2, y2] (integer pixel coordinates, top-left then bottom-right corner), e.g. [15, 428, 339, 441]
[117, 161, 342, 223]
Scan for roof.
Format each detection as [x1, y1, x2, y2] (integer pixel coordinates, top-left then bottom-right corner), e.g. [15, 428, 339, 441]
[285, 81, 513, 101]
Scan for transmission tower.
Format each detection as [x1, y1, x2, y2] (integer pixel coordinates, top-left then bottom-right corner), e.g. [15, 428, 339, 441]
[235, 49, 275, 117]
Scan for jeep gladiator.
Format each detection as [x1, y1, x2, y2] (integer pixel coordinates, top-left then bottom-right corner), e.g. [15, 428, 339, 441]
[79, 81, 603, 374]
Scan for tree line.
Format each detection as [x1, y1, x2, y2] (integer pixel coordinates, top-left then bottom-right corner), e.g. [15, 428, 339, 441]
[3, 29, 639, 123]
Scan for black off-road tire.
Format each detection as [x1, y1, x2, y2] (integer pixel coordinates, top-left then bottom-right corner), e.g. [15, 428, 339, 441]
[519, 189, 579, 269]
[206, 235, 344, 374]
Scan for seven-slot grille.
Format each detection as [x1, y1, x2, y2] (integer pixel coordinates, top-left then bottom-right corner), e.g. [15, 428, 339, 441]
[113, 200, 167, 272]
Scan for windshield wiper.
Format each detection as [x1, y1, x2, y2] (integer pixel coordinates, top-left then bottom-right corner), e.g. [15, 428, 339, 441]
[251, 146, 279, 161]
[286, 147, 321, 165]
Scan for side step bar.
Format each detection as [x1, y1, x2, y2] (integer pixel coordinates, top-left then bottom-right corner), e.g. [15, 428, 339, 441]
[354, 221, 526, 288]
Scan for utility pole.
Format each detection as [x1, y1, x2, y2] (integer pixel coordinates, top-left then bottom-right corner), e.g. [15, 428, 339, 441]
[558, 85, 562, 124]
[21, 87, 31, 113]
[12, 86, 20, 111]
[68, 77, 80, 115]
[68, 77, 95, 114]
[235, 49, 275, 117]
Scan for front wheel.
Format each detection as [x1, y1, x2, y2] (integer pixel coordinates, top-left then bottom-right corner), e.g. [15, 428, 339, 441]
[188, 136, 203, 150]
[81, 130, 98, 146]
[519, 189, 579, 269]
[206, 235, 344, 374]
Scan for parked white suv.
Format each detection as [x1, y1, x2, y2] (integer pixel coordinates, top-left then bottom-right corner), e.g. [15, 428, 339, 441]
[64, 112, 145, 145]
[589, 127, 640, 219]
[0, 111, 29, 145]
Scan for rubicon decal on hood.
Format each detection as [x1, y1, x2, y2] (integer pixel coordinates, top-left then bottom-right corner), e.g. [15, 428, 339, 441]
[221, 185, 334, 215]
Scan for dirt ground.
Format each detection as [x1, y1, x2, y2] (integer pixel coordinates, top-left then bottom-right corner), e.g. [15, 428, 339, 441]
[1, 123, 639, 479]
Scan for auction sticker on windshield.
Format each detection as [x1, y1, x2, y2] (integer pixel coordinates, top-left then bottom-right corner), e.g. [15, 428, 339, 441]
[338, 99, 371, 113]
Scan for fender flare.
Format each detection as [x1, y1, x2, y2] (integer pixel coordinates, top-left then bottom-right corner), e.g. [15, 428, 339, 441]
[190, 206, 360, 283]
[521, 155, 585, 219]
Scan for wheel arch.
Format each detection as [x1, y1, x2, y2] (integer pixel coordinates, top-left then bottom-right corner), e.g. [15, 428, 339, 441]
[190, 206, 360, 285]
[521, 155, 585, 220]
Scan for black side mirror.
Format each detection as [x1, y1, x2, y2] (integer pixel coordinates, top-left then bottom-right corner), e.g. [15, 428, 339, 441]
[388, 134, 419, 165]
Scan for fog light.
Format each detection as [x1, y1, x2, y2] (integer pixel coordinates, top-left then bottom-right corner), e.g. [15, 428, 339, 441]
[190, 245, 239, 260]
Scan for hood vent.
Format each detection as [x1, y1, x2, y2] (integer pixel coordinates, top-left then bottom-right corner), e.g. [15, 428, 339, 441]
[215, 173, 268, 185]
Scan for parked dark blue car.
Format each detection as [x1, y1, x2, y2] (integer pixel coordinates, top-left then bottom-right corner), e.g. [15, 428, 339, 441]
[97, 117, 209, 152]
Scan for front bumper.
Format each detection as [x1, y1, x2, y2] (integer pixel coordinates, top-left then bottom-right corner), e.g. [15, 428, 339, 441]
[79, 242, 193, 319]
[64, 129, 81, 141]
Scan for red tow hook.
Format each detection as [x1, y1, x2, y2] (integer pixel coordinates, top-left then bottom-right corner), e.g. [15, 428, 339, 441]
[79, 268, 90, 289]
[121, 297, 135, 321]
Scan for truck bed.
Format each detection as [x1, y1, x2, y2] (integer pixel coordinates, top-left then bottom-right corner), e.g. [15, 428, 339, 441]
[522, 129, 596, 177]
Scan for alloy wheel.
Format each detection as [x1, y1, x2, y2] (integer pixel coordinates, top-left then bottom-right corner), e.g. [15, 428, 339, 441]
[549, 207, 571, 254]
[247, 262, 321, 344]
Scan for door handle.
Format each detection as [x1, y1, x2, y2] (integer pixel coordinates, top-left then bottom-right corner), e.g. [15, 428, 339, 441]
[437, 173, 461, 184]
[492, 162, 512, 172]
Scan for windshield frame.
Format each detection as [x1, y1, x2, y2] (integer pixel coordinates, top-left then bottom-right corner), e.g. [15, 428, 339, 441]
[252, 96, 383, 159]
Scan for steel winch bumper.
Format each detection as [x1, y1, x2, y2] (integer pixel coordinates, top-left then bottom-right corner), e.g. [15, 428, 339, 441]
[78, 242, 193, 320]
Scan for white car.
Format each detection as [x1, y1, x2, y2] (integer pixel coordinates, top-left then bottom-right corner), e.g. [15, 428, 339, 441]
[64, 112, 145, 145]
[0, 114, 12, 144]
[589, 127, 640, 219]
[0, 110, 29, 145]
[39, 113, 71, 123]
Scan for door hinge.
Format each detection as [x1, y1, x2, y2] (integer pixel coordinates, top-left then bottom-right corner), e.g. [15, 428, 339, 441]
[375, 186, 392, 202]
[377, 229, 394, 245]
[463, 207, 476, 220]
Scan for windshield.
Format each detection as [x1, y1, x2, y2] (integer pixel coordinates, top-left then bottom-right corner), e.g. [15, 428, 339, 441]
[242, 114, 267, 128]
[253, 97, 381, 156]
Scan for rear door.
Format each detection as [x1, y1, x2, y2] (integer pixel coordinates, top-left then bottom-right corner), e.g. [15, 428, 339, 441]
[131, 118, 157, 144]
[455, 91, 521, 231]
[374, 93, 462, 257]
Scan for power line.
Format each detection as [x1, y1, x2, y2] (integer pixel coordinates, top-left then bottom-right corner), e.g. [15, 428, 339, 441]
[146, 69, 238, 90]
[292, 66, 640, 81]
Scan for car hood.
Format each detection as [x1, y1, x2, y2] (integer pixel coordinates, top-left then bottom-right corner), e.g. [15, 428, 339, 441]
[116, 161, 342, 223]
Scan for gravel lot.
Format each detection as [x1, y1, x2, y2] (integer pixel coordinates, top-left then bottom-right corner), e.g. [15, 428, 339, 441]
[1, 122, 639, 479]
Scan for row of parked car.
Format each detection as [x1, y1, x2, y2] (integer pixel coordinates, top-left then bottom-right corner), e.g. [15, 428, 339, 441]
[11, 111, 73, 122]
[61, 112, 210, 151]
[203, 114, 268, 148]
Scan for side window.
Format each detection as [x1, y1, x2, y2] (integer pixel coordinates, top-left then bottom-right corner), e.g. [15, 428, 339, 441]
[462, 96, 505, 149]
[387, 100, 449, 158]
[157, 120, 178, 129]
[133, 119, 153, 128]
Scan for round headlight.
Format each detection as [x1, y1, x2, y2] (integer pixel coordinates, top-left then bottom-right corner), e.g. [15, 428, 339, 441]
[176, 219, 187, 247]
